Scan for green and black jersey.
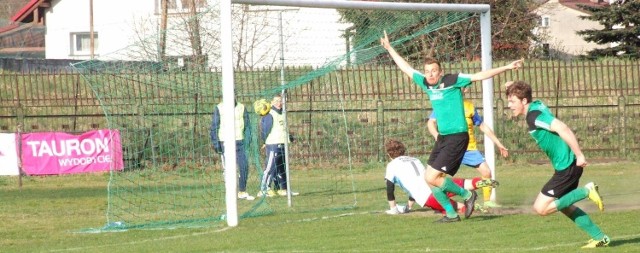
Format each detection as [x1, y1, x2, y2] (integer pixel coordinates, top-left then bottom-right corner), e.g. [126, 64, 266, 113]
[526, 100, 575, 171]
[412, 71, 472, 135]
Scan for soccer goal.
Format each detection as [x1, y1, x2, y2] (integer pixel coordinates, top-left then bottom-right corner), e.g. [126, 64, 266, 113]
[72, 0, 497, 230]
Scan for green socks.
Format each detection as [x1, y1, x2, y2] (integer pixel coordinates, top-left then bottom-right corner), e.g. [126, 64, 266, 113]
[569, 207, 605, 240]
[441, 177, 471, 199]
[430, 178, 474, 218]
[431, 186, 457, 218]
[554, 187, 588, 210]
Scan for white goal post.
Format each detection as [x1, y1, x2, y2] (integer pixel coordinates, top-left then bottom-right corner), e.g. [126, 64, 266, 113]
[221, 0, 497, 227]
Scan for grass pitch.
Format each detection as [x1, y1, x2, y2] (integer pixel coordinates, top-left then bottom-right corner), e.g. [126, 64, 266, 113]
[1, 162, 639, 252]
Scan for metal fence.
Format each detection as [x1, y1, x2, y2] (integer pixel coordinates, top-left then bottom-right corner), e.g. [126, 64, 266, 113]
[1, 59, 639, 165]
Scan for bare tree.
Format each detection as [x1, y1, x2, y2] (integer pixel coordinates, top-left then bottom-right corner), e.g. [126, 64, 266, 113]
[128, 2, 295, 70]
[0, 0, 26, 23]
[231, 6, 285, 69]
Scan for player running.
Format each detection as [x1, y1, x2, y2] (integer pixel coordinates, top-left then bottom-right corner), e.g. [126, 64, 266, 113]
[506, 81, 609, 248]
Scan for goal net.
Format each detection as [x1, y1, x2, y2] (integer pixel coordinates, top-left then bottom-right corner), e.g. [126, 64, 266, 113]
[71, 0, 488, 230]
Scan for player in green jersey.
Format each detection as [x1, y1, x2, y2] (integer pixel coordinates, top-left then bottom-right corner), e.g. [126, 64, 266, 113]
[505, 81, 609, 249]
[380, 31, 522, 222]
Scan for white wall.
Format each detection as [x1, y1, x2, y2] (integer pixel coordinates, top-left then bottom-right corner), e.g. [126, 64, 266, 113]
[234, 7, 352, 68]
[533, 0, 606, 56]
[45, 0, 156, 60]
[44, 1, 352, 68]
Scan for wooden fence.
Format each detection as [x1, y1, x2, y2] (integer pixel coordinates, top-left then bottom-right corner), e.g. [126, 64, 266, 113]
[1, 59, 639, 165]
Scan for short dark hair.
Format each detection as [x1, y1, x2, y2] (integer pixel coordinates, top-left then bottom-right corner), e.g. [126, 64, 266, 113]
[385, 139, 406, 159]
[506, 81, 532, 102]
[424, 57, 442, 70]
[271, 93, 282, 104]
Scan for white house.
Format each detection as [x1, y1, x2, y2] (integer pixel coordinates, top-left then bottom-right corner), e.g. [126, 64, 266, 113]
[38, 0, 352, 69]
[532, 0, 610, 57]
[45, 0, 155, 61]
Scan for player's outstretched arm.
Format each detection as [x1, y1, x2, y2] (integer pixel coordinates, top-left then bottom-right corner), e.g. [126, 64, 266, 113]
[470, 59, 524, 82]
[549, 119, 587, 167]
[380, 31, 416, 78]
[478, 122, 509, 158]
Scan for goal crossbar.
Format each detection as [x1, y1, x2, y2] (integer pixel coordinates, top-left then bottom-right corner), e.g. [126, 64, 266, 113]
[232, 0, 490, 13]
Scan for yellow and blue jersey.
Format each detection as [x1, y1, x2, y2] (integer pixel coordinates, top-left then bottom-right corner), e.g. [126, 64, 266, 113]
[429, 99, 483, 151]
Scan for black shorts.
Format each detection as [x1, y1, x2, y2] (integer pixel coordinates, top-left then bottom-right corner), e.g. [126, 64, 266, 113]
[427, 132, 469, 176]
[541, 160, 583, 198]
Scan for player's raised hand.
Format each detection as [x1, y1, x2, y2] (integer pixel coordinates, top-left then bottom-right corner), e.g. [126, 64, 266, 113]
[508, 58, 524, 70]
[380, 30, 391, 50]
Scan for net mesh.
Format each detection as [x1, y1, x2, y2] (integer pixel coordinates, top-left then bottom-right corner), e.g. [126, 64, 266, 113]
[70, 3, 482, 229]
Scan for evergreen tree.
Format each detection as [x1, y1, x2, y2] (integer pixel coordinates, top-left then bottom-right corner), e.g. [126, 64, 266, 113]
[577, 0, 640, 59]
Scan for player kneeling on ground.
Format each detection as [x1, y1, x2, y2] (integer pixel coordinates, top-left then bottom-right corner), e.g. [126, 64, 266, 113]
[383, 139, 497, 219]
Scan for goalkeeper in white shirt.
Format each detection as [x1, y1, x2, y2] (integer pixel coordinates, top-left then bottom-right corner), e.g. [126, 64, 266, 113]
[384, 139, 498, 215]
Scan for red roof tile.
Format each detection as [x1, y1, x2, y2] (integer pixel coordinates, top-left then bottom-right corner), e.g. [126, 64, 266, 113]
[11, 0, 43, 22]
[560, 0, 609, 13]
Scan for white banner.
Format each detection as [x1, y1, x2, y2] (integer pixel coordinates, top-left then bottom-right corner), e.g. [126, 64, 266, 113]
[0, 133, 19, 176]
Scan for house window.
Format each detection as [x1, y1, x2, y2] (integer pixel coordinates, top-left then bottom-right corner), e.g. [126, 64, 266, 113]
[541, 16, 550, 27]
[165, 55, 208, 71]
[158, 0, 207, 13]
[70, 32, 98, 56]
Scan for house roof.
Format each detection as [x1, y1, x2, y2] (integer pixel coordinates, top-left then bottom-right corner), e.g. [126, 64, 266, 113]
[10, 0, 44, 22]
[1, 0, 49, 34]
[559, 0, 609, 13]
[0, 23, 20, 34]
[0, 0, 48, 59]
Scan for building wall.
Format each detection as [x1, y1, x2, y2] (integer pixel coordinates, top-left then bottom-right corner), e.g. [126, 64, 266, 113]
[45, 0, 156, 60]
[238, 7, 352, 68]
[44, 1, 352, 68]
[533, 0, 606, 56]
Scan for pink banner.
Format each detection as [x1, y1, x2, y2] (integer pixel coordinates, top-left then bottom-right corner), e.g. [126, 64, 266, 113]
[21, 129, 124, 175]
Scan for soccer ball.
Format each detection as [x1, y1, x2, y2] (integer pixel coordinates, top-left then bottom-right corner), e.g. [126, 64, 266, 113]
[253, 99, 271, 116]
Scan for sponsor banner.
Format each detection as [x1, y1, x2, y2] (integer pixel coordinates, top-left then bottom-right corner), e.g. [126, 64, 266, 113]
[0, 133, 20, 176]
[21, 129, 124, 175]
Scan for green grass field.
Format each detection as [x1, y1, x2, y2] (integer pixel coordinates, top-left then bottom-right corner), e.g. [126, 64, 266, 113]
[1, 162, 640, 253]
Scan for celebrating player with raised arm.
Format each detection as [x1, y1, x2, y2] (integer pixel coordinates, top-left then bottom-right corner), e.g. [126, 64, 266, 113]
[380, 30, 522, 222]
[427, 92, 509, 208]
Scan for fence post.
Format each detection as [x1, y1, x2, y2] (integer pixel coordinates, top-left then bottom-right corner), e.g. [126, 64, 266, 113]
[16, 104, 24, 133]
[15, 102, 25, 188]
[618, 95, 626, 158]
[494, 98, 505, 149]
[377, 99, 384, 162]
